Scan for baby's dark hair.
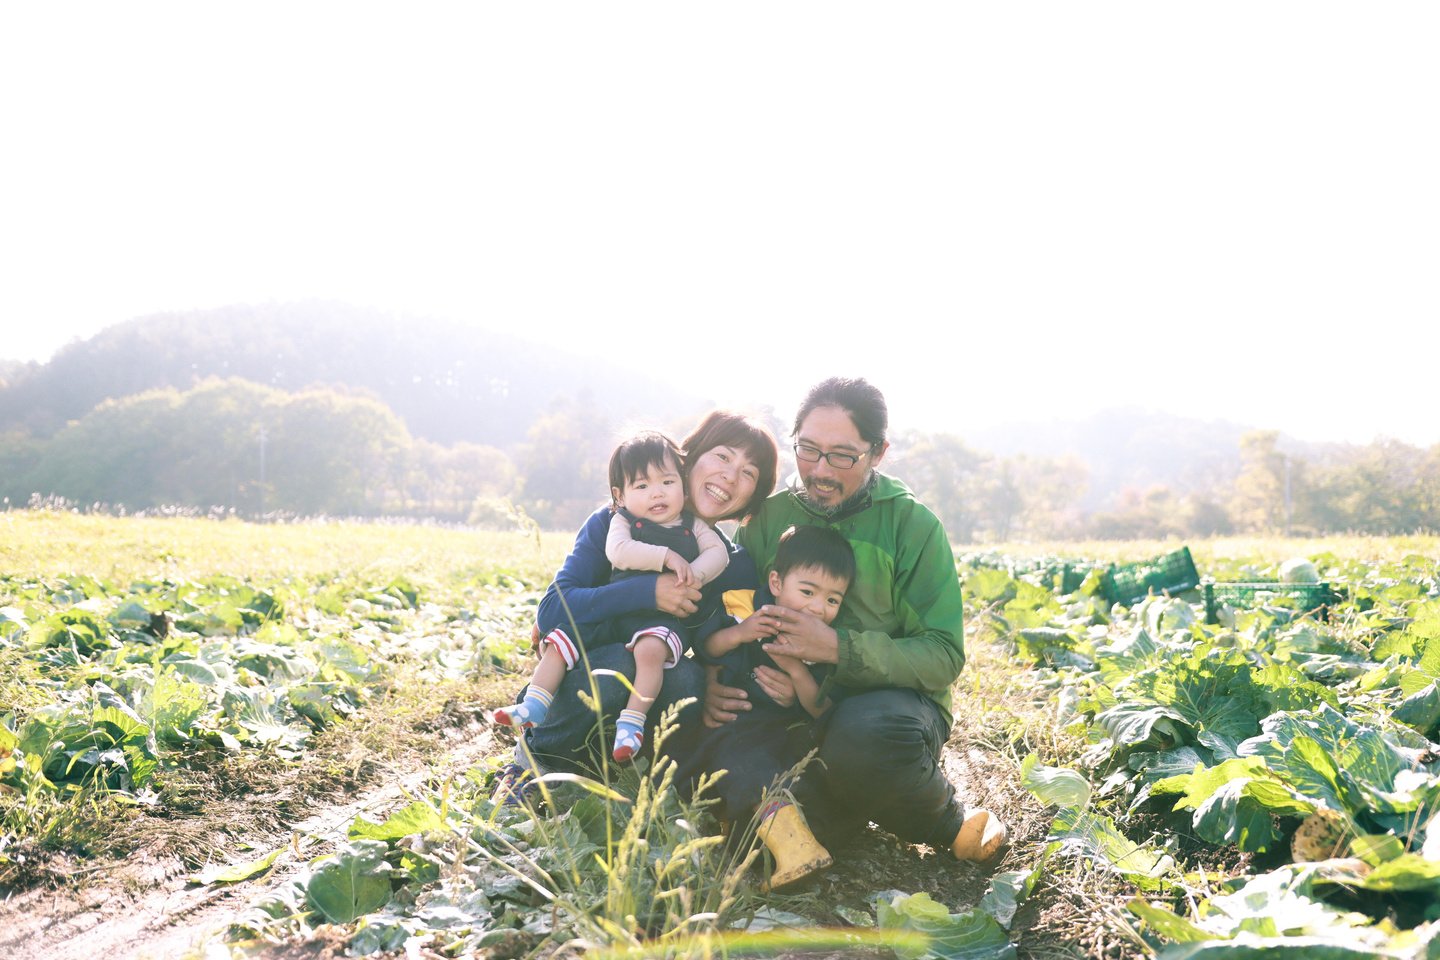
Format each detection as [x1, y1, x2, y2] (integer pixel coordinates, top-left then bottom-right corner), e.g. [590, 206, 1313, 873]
[608, 431, 684, 503]
[773, 525, 856, 586]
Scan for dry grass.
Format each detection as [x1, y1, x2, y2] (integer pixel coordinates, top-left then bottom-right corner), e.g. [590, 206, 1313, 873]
[950, 627, 1158, 960]
[0, 509, 565, 585]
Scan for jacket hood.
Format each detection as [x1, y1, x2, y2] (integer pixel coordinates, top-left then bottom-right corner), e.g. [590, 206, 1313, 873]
[784, 471, 913, 522]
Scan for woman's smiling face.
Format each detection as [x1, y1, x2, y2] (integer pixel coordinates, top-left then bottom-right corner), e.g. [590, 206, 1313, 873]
[687, 443, 761, 522]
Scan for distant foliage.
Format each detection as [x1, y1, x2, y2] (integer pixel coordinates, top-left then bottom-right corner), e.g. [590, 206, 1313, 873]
[9, 379, 433, 516]
[4, 304, 1438, 535]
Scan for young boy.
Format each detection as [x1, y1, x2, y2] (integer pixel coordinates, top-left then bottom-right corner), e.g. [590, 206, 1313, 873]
[703, 524, 853, 723]
[691, 524, 856, 891]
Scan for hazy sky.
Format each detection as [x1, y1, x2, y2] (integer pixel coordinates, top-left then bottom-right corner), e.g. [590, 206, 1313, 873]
[4, 3, 1437, 445]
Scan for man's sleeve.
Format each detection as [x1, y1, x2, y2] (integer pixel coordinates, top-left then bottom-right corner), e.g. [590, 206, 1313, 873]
[833, 507, 965, 693]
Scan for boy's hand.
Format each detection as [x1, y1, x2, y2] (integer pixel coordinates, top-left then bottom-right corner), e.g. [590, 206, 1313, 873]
[766, 649, 805, 673]
[731, 608, 779, 645]
[751, 665, 796, 707]
[665, 551, 695, 586]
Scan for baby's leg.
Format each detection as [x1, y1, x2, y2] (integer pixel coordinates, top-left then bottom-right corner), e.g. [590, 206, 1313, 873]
[493, 641, 569, 729]
[613, 628, 680, 762]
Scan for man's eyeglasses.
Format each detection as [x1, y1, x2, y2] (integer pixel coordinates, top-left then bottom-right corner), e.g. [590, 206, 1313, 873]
[793, 443, 869, 469]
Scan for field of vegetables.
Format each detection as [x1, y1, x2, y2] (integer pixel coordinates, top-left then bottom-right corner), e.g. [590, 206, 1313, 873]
[4, 511, 1440, 960]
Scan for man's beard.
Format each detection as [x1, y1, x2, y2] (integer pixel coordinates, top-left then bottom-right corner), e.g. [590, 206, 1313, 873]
[797, 471, 874, 519]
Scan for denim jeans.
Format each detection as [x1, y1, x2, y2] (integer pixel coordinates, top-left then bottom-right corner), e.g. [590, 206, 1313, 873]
[795, 688, 966, 852]
[513, 642, 707, 776]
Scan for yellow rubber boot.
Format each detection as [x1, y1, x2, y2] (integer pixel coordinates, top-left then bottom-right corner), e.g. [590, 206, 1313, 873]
[951, 808, 1007, 863]
[756, 803, 832, 892]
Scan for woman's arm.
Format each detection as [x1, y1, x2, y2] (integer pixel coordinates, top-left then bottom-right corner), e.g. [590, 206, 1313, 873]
[537, 506, 674, 636]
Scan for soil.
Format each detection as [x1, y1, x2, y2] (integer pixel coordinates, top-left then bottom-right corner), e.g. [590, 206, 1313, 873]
[0, 719, 500, 960]
[1, 635, 1171, 960]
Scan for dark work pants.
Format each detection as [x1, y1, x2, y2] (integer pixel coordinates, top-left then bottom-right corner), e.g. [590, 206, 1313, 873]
[795, 688, 966, 852]
[677, 704, 818, 823]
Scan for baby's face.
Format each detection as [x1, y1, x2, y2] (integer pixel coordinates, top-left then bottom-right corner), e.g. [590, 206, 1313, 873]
[615, 453, 685, 524]
[768, 566, 849, 625]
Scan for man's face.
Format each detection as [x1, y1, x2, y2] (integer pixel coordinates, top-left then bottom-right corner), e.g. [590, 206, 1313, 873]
[794, 405, 887, 512]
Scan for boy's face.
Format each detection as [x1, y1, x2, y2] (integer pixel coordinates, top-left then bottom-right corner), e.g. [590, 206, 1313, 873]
[768, 565, 849, 625]
[613, 454, 685, 524]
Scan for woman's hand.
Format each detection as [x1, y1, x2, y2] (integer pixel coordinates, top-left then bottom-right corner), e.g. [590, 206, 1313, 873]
[751, 663, 797, 707]
[762, 606, 841, 664]
[655, 573, 702, 618]
[703, 665, 750, 728]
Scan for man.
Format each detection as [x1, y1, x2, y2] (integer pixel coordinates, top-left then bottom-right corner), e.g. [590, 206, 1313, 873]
[708, 376, 1005, 875]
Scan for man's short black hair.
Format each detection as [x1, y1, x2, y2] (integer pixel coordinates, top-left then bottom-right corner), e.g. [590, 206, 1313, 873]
[793, 376, 888, 449]
[773, 524, 856, 586]
[609, 431, 683, 502]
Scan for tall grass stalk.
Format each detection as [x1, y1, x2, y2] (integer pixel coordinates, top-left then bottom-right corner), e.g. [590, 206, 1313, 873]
[467, 697, 758, 954]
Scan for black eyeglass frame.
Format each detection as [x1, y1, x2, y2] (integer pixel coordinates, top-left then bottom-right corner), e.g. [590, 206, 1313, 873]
[792, 442, 874, 470]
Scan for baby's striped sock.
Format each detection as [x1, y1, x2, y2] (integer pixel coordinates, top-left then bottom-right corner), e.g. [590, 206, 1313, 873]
[612, 708, 647, 762]
[492, 686, 554, 729]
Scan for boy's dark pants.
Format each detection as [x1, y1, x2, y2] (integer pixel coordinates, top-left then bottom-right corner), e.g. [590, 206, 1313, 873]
[681, 704, 817, 822]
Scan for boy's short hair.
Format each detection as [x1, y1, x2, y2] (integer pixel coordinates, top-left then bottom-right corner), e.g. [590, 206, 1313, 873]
[609, 431, 683, 500]
[772, 525, 856, 586]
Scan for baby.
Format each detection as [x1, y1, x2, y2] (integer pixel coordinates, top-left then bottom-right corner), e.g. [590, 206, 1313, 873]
[493, 431, 728, 762]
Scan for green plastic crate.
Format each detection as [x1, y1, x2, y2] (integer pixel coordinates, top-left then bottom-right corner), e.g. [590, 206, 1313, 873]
[1100, 547, 1200, 605]
[1058, 563, 1095, 594]
[1203, 581, 1338, 623]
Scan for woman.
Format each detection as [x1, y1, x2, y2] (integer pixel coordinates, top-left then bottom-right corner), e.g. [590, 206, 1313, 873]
[493, 410, 780, 800]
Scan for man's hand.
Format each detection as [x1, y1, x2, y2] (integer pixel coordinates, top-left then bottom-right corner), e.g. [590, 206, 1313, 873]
[655, 573, 702, 618]
[762, 605, 841, 664]
[703, 666, 750, 728]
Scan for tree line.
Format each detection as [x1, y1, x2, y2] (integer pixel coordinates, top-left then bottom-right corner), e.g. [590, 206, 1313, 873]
[3, 377, 1435, 539]
[900, 428, 1440, 541]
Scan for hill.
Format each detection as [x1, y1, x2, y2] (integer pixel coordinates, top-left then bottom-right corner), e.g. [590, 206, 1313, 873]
[0, 301, 710, 447]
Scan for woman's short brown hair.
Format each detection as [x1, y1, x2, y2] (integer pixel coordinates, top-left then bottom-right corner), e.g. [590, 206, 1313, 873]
[681, 410, 779, 522]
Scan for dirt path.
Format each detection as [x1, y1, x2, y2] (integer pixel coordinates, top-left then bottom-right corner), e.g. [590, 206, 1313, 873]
[0, 721, 500, 960]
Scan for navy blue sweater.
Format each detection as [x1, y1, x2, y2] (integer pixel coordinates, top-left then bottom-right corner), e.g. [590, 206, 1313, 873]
[536, 504, 758, 640]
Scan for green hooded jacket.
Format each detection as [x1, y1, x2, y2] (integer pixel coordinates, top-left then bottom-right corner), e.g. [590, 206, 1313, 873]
[736, 472, 966, 725]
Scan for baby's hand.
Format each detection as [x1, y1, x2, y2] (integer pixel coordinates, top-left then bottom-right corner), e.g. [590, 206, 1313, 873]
[665, 551, 695, 586]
